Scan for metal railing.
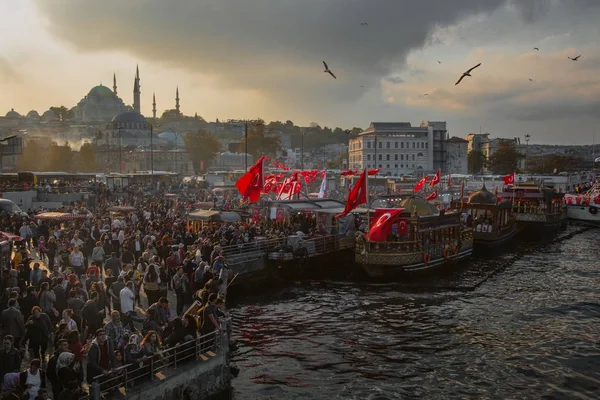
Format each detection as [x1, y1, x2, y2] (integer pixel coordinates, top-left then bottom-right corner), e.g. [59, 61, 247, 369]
[220, 237, 286, 256]
[85, 329, 223, 400]
[365, 240, 419, 253]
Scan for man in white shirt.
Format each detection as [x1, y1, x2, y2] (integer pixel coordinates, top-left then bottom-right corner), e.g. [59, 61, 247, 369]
[20, 358, 45, 399]
[70, 233, 84, 249]
[120, 281, 136, 315]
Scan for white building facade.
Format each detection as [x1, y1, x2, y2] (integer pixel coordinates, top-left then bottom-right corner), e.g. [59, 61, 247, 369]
[348, 121, 449, 176]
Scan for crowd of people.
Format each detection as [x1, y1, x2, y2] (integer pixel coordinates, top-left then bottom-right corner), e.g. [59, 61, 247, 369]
[0, 186, 242, 400]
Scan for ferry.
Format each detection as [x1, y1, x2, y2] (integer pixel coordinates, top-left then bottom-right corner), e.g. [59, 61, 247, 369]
[463, 184, 517, 250]
[564, 183, 600, 225]
[500, 180, 567, 235]
[355, 196, 473, 278]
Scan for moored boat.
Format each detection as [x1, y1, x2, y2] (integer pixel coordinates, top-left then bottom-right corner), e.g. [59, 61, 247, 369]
[564, 184, 600, 225]
[355, 197, 473, 278]
[465, 184, 517, 250]
[501, 180, 567, 235]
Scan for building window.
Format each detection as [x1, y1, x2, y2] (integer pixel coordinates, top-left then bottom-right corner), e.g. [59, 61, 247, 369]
[412, 164, 415, 168]
[417, 152, 423, 157]
[367, 142, 371, 149]
[395, 154, 398, 161]
[412, 142, 416, 149]
[394, 142, 398, 148]
[401, 154, 404, 161]
[379, 141, 382, 148]
[386, 154, 390, 161]
[426, 142, 428, 148]
[412, 154, 415, 161]
[386, 142, 390, 149]
[387, 164, 390, 168]
[394, 164, 398, 168]
[401, 164, 404, 168]
[367, 154, 371, 161]
[379, 155, 382, 161]
[401, 142, 404, 149]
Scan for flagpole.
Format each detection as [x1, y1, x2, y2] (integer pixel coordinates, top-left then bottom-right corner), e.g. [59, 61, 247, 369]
[365, 167, 370, 232]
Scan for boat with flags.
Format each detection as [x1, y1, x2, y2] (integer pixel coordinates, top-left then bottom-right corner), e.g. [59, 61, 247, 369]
[463, 184, 517, 250]
[342, 170, 473, 278]
[564, 183, 600, 225]
[499, 173, 567, 234]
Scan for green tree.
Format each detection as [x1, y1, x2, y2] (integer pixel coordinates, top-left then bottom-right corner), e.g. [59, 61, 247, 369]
[76, 142, 98, 172]
[47, 141, 74, 171]
[184, 128, 221, 173]
[49, 106, 74, 121]
[487, 142, 524, 175]
[327, 152, 346, 169]
[527, 154, 585, 174]
[468, 150, 486, 174]
[16, 140, 44, 170]
[159, 109, 182, 123]
[239, 120, 280, 157]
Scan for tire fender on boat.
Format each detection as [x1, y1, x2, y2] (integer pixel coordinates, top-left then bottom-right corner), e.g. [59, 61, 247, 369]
[444, 247, 451, 259]
[424, 253, 431, 264]
[589, 207, 598, 215]
[453, 245, 459, 255]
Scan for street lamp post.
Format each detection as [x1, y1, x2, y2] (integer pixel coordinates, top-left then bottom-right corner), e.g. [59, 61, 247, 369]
[344, 129, 351, 170]
[244, 121, 248, 172]
[301, 131, 306, 171]
[524, 134, 530, 171]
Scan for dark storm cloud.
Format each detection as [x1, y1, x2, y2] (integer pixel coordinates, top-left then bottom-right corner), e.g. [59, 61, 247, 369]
[33, 0, 533, 108]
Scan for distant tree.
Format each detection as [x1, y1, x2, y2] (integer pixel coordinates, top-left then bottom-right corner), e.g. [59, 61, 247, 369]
[47, 141, 74, 172]
[16, 140, 44, 170]
[468, 150, 486, 174]
[327, 152, 346, 169]
[239, 120, 280, 158]
[76, 142, 98, 172]
[487, 142, 524, 175]
[527, 154, 585, 174]
[49, 106, 74, 121]
[184, 128, 221, 173]
[159, 109, 182, 123]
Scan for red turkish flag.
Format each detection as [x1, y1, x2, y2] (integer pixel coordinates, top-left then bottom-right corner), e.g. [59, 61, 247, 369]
[275, 207, 285, 222]
[503, 172, 515, 185]
[367, 208, 404, 242]
[235, 156, 266, 203]
[397, 218, 409, 235]
[427, 190, 438, 201]
[429, 169, 440, 187]
[368, 169, 380, 176]
[414, 176, 430, 193]
[335, 168, 368, 218]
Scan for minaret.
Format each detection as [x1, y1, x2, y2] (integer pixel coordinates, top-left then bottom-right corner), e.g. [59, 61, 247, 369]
[152, 92, 157, 119]
[175, 86, 180, 115]
[113, 72, 117, 96]
[133, 65, 141, 113]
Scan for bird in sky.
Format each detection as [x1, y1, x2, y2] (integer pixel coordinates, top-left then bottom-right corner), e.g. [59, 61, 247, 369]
[529, 78, 534, 82]
[568, 55, 581, 61]
[437, 60, 442, 64]
[422, 93, 429, 97]
[455, 63, 481, 85]
[322, 61, 337, 79]
[360, 22, 368, 26]
[533, 47, 539, 51]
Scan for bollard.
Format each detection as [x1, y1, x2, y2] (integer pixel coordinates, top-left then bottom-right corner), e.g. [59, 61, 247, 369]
[90, 382, 102, 400]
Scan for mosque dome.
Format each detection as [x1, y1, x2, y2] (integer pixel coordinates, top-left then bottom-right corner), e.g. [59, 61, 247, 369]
[41, 109, 57, 121]
[5, 109, 21, 118]
[111, 111, 148, 129]
[158, 131, 185, 146]
[26, 110, 40, 119]
[88, 84, 115, 98]
[398, 196, 439, 216]
[468, 184, 497, 205]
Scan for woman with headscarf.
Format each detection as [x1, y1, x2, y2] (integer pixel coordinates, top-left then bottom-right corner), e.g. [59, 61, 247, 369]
[1, 372, 20, 394]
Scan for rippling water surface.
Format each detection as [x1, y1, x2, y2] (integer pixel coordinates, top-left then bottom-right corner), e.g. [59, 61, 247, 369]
[229, 228, 600, 399]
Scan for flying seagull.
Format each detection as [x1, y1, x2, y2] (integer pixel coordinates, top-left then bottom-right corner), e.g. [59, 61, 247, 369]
[455, 63, 481, 85]
[322, 61, 337, 79]
[533, 47, 539, 51]
[422, 93, 429, 97]
[437, 60, 442, 64]
[529, 78, 534, 82]
[568, 55, 581, 61]
[360, 22, 368, 26]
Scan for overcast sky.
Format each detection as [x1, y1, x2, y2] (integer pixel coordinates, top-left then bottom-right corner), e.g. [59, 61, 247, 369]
[1, 0, 599, 144]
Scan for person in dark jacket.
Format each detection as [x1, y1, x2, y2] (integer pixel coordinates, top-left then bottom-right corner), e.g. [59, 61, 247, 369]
[81, 292, 105, 339]
[24, 307, 53, 362]
[19, 286, 39, 322]
[0, 335, 22, 384]
[86, 329, 116, 385]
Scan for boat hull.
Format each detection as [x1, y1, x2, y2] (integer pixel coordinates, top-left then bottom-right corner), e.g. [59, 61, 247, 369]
[356, 238, 474, 278]
[473, 227, 517, 251]
[566, 204, 600, 225]
[515, 211, 567, 235]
